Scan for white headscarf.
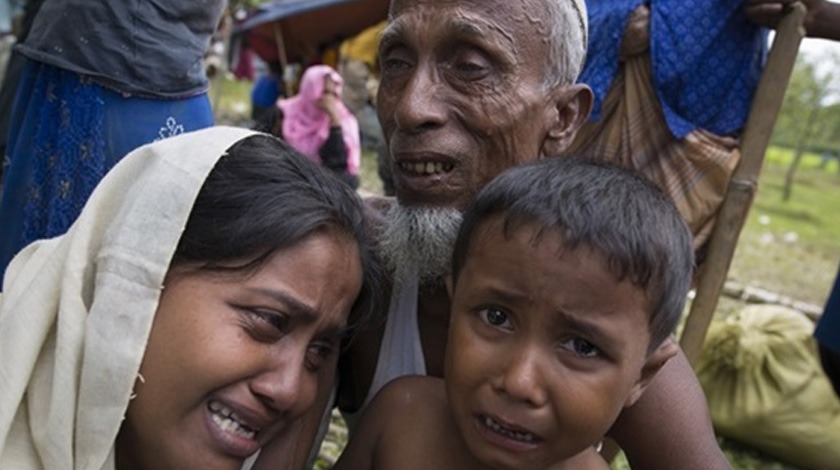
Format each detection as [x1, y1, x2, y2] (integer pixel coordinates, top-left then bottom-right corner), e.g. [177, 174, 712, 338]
[0, 126, 257, 469]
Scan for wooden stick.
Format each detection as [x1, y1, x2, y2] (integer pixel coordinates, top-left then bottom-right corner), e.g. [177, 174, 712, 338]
[273, 22, 289, 70]
[680, 2, 806, 366]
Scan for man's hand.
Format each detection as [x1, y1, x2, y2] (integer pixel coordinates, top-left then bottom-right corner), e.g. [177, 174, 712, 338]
[745, 0, 840, 40]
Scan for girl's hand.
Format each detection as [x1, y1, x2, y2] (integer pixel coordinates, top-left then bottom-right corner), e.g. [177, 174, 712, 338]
[317, 93, 343, 125]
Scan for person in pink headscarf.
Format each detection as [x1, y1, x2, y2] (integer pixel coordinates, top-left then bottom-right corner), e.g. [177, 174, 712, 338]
[272, 64, 361, 188]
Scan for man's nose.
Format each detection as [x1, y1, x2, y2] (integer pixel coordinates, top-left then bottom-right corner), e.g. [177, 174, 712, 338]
[392, 63, 447, 133]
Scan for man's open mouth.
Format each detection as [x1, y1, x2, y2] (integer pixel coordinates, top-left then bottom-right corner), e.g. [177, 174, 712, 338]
[398, 161, 455, 176]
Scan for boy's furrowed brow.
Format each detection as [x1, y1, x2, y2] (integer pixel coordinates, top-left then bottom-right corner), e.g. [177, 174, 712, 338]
[484, 286, 528, 306]
[556, 310, 613, 341]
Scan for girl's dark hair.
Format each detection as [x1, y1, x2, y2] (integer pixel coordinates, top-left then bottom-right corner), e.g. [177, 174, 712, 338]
[451, 157, 695, 352]
[172, 133, 380, 337]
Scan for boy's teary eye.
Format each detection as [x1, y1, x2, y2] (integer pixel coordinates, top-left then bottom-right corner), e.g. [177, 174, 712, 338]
[559, 338, 600, 358]
[478, 308, 512, 329]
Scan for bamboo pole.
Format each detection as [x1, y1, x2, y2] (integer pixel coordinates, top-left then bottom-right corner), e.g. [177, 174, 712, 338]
[273, 22, 300, 97]
[680, 2, 807, 366]
[211, 12, 233, 122]
[273, 22, 289, 70]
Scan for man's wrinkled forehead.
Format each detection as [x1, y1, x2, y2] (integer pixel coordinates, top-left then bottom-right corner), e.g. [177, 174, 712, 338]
[382, 7, 517, 57]
[385, 0, 536, 53]
[386, 0, 588, 43]
[389, 0, 534, 25]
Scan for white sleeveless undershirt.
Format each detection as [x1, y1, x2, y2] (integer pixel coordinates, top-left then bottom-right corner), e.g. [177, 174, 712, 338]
[342, 266, 427, 431]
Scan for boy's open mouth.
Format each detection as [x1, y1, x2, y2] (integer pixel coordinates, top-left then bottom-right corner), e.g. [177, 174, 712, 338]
[480, 415, 539, 444]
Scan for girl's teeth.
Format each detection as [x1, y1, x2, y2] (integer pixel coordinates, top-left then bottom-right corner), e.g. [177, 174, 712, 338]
[208, 401, 257, 440]
[211, 413, 256, 439]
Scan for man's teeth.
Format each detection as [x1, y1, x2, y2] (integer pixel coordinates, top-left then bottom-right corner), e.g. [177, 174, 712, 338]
[484, 416, 536, 443]
[208, 401, 257, 440]
[399, 161, 453, 175]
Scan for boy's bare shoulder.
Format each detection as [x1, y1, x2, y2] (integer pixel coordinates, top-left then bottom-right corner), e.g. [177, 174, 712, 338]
[346, 375, 446, 436]
[368, 376, 463, 468]
[336, 376, 450, 470]
[371, 375, 446, 417]
[567, 446, 613, 470]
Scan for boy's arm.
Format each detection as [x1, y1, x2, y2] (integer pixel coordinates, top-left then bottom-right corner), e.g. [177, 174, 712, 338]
[608, 348, 731, 469]
[334, 376, 422, 470]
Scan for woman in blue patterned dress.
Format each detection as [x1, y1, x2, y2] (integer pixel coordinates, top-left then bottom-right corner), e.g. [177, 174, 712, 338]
[0, 0, 226, 283]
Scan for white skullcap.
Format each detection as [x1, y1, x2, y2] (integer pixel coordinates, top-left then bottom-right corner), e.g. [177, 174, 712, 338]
[571, 0, 588, 43]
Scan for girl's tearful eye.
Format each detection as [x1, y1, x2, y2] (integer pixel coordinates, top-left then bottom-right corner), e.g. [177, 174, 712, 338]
[305, 341, 335, 372]
[241, 308, 288, 343]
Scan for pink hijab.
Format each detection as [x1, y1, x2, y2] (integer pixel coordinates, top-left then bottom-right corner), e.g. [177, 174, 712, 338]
[277, 65, 361, 175]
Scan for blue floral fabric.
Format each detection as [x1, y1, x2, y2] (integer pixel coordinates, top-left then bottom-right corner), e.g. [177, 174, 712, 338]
[0, 60, 214, 282]
[580, 0, 768, 139]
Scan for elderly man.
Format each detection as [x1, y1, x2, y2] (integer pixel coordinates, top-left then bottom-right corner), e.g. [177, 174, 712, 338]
[336, 0, 730, 468]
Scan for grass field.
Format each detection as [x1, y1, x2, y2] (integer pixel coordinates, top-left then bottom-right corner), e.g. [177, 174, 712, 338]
[713, 149, 839, 469]
[728, 147, 840, 305]
[210, 77, 840, 469]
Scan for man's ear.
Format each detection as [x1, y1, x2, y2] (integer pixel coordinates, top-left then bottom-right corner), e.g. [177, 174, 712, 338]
[539, 83, 593, 157]
[623, 337, 679, 408]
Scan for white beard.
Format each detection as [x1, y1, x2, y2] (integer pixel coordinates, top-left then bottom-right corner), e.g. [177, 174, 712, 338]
[378, 204, 463, 288]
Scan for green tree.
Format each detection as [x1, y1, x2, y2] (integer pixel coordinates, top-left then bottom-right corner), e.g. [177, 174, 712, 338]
[773, 52, 839, 200]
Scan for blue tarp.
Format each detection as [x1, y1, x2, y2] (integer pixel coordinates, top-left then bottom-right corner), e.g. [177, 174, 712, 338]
[235, 0, 361, 33]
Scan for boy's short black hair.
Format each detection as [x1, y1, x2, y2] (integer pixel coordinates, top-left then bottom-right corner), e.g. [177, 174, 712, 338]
[451, 157, 694, 351]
